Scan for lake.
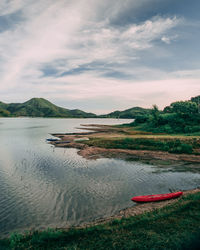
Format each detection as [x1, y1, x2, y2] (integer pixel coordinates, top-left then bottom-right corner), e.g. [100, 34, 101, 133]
[0, 118, 200, 236]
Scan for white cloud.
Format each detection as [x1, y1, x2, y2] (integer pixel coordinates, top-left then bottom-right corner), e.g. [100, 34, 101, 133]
[0, 0, 197, 113]
[3, 68, 199, 113]
[0, 4, 180, 87]
[122, 16, 179, 49]
[161, 34, 178, 44]
[0, 0, 26, 16]
[161, 36, 171, 44]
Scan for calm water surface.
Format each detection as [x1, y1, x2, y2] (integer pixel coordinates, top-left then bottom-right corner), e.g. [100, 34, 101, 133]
[0, 118, 200, 236]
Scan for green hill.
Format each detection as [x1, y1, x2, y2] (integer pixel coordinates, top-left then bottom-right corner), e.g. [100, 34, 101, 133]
[0, 98, 96, 118]
[0, 98, 152, 118]
[101, 107, 151, 119]
[3, 96, 198, 120]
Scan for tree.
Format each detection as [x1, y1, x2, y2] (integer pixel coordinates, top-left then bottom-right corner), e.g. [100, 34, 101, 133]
[191, 95, 200, 113]
[151, 105, 160, 125]
[164, 101, 198, 115]
[0, 108, 10, 117]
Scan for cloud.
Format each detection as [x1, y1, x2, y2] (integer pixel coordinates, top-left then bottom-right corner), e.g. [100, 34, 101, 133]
[161, 35, 178, 44]
[0, 0, 198, 113]
[3, 66, 199, 113]
[0, 0, 26, 16]
[121, 16, 179, 49]
[0, 4, 180, 88]
[161, 36, 171, 44]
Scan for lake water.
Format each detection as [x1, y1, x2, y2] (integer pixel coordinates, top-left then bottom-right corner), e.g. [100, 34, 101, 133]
[0, 118, 200, 236]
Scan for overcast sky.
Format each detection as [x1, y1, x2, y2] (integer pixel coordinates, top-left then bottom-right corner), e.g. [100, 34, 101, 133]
[0, 0, 200, 113]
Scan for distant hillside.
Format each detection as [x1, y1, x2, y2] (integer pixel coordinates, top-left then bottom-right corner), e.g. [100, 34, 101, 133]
[100, 107, 151, 119]
[0, 98, 96, 118]
[0, 99, 152, 118]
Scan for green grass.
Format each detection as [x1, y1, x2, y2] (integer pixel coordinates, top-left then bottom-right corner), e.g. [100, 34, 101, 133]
[1, 192, 200, 249]
[84, 137, 198, 154]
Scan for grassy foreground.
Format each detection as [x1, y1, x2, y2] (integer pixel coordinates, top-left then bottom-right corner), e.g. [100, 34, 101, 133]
[1, 192, 200, 249]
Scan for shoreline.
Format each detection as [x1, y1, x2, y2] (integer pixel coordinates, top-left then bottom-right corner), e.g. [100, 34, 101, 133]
[2, 190, 200, 250]
[2, 188, 200, 238]
[51, 124, 200, 164]
[75, 187, 200, 229]
[47, 125, 200, 229]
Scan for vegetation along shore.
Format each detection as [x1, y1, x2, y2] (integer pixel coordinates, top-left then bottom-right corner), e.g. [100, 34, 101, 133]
[51, 95, 200, 165]
[51, 123, 200, 165]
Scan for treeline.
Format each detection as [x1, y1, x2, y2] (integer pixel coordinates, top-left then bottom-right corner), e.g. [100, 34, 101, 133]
[132, 95, 200, 134]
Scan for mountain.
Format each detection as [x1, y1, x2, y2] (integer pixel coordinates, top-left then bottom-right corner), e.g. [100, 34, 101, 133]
[1, 96, 198, 119]
[0, 98, 152, 118]
[0, 98, 96, 118]
[100, 107, 151, 119]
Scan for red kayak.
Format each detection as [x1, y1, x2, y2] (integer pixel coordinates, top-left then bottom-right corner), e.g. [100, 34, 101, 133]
[131, 191, 183, 203]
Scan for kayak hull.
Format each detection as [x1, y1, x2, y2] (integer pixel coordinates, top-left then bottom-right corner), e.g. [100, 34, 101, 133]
[131, 191, 183, 203]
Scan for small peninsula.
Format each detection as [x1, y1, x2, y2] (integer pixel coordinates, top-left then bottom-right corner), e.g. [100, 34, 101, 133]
[51, 95, 200, 165]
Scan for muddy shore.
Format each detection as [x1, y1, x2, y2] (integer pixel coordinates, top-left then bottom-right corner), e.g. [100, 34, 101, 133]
[50, 124, 200, 164]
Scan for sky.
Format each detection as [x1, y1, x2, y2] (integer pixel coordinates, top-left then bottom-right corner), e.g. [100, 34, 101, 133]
[0, 0, 200, 114]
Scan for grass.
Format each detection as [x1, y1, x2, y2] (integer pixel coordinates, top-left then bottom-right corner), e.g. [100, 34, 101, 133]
[117, 122, 200, 137]
[1, 191, 200, 249]
[84, 136, 200, 154]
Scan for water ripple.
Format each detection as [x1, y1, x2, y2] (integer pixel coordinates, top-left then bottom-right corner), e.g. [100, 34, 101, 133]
[0, 118, 200, 236]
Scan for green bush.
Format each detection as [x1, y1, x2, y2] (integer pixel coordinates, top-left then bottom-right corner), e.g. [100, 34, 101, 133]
[134, 115, 149, 124]
[130, 99, 200, 134]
